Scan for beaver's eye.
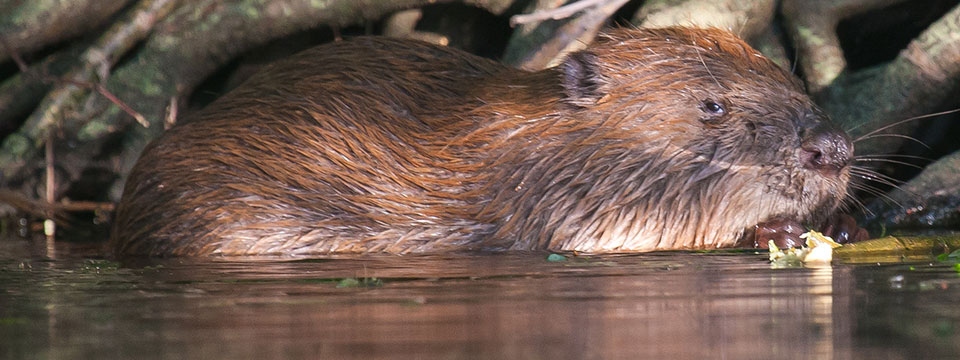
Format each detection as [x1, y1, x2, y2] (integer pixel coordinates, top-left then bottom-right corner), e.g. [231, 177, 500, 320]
[702, 100, 725, 115]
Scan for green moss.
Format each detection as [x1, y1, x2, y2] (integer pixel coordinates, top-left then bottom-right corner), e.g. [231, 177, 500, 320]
[546, 253, 567, 262]
[242, 5, 260, 19]
[336, 277, 383, 288]
[78, 121, 111, 141]
[78, 259, 122, 273]
[933, 320, 954, 337]
[139, 76, 164, 97]
[336, 278, 360, 287]
[311, 0, 332, 9]
[796, 26, 824, 46]
[152, 34, 180, 52]
[9, 0, 61, 26]
[0, 317, 28, 326]
[2, 134, 32, 156]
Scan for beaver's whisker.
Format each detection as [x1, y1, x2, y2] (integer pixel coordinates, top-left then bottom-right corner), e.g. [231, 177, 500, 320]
[848, 108, 960, 137]
[854, 153, 933, 161]
[850, 167, 905, 187]
[852, 167, 924, 203]
[850, 173, 902, 190]
[840, 193, 871, 217]
[849, 182, 906, 210]
[694, 46, 722, 88]
[853, 157, 925, 169]
[854, 133, 930, 149]
[848, 181, 885, 195]
[849, 169, 923, 207]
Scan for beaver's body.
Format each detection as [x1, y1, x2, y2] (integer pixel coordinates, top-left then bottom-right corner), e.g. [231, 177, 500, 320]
[112, 28, 852, 256]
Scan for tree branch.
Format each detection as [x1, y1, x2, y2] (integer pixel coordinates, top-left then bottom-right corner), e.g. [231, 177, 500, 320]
[0, 0, 181, 183]
[817, 3, 960, 155]
[634, 0, 776, 41]
[0, 0, 134, 62]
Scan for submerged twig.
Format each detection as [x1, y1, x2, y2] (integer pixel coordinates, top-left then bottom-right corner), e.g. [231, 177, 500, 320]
[44, 132, 56, 237]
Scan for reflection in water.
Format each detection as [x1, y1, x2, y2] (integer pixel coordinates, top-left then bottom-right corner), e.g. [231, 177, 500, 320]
[1, 241, 959, 359]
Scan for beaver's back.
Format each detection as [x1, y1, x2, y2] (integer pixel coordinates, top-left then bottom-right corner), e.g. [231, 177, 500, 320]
[112, 37, 511, 256]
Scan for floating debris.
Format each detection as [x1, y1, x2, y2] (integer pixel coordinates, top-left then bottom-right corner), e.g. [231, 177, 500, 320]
[769, 230, 841, 268]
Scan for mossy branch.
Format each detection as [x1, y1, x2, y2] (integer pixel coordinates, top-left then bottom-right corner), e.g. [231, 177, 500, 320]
[0, 0, 181, 183]
[817, 3, 960, 155]
[0, 0, 134, 62]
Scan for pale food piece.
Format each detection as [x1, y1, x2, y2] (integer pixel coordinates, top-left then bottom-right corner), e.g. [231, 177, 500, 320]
[769, 230, 841, 267]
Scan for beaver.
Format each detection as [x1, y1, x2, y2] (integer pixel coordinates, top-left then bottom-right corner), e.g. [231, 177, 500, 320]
[111, 27, 856, 256]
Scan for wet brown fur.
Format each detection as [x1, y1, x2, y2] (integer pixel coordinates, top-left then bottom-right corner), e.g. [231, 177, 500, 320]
[112, 27, 851, 256]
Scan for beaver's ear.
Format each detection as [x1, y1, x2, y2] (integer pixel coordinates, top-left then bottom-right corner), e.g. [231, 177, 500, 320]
[560, 51, 605, 107]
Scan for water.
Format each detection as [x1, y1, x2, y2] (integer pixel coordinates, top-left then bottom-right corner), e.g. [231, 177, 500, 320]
[1, 238, 959, 359]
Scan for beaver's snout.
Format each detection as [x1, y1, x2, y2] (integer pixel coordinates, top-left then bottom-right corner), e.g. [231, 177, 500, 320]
[800, 126, 853, 176]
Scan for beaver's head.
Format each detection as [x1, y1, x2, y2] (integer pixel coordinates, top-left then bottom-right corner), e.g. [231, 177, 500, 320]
[485, 27, 852, 251]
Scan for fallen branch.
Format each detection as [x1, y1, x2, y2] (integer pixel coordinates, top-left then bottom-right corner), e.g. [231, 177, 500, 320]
[0, 0, 133, 63]
[816, 3, 960, 155]
[58, 200, 116, 213]
[781, 0, 908, 92]
[384, 9, 450, 45]
[0, 0, 181, 183]
[503, 0, 630, 70]
[58, 0, 505, 197]
[864, 148, 960, 230]
[0, 43, 83, 132]
[634, 0, 776, 41]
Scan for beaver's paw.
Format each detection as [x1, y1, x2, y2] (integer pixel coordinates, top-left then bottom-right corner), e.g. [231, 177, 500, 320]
[738, 217, 806, 249]
[820, 213, 869, 244]
[737, 214, 869, 249]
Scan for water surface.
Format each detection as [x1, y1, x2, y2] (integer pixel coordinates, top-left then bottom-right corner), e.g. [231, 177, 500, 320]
[1, 238, 958, 359]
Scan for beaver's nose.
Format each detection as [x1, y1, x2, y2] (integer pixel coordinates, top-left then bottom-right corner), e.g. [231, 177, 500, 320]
[800, 126, 853, 176]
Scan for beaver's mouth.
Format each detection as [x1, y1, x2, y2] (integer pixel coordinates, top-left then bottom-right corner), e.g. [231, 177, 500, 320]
[779, 162, 852, 228]
[738, 151, 851, 234]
